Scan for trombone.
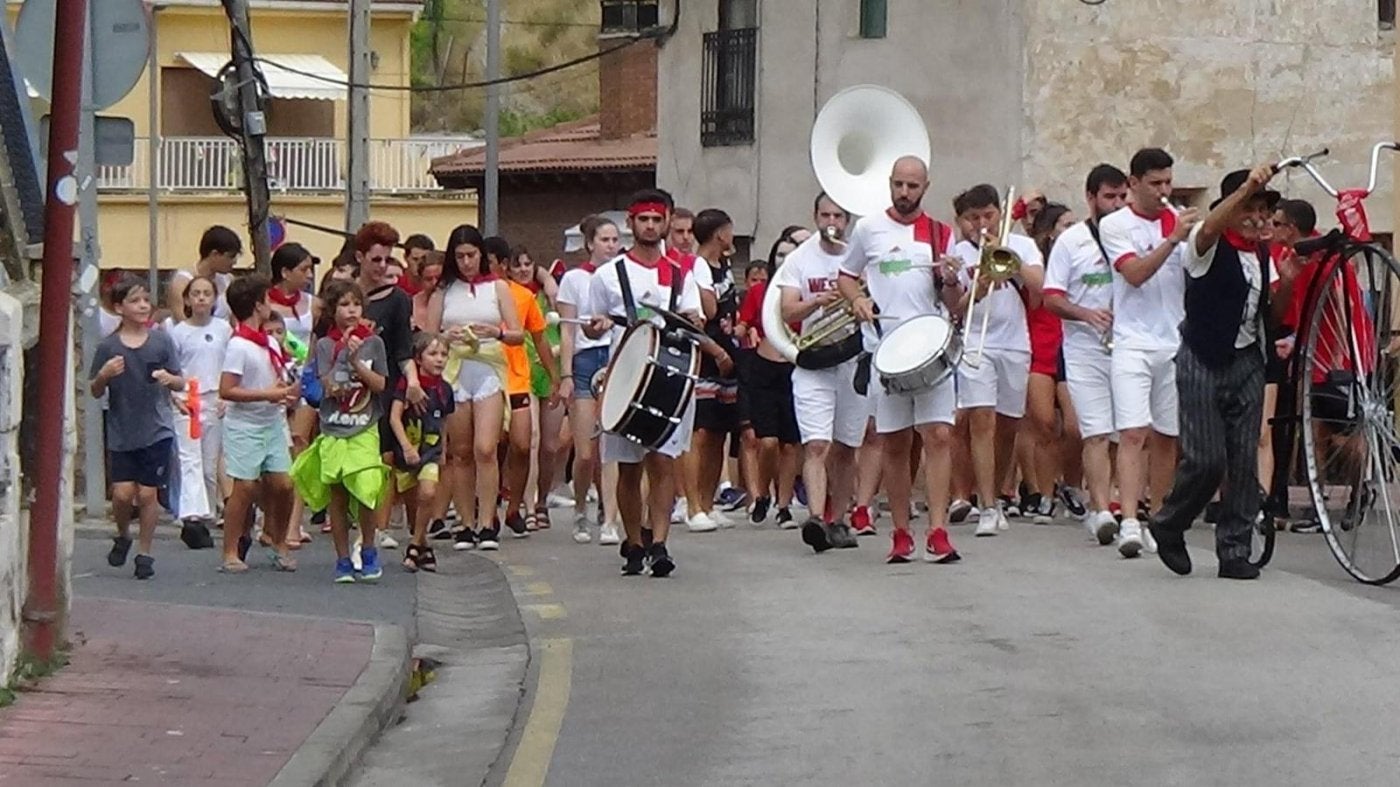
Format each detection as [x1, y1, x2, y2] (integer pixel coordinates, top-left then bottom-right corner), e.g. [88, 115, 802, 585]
[962, 186, 1024, 368]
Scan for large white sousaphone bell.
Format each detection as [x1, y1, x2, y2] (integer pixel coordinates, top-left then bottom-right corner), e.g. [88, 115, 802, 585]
[809, 85, 931, 218]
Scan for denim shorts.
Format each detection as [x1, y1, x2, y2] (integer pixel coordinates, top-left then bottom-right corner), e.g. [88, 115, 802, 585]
[571, 346, 610, 400]
[223, 419, 293, 480]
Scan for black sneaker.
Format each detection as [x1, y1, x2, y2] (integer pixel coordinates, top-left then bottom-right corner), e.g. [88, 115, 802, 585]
[775, 507, 794, 528]
[1203, 500, 1221, 524]
[133, 554, 155, 580]
[1137, 500, 1151, 521]
[1150, 524, 1192, 576]
[649, 543, 675, 578]
[1290, 519, 1323, 534]
[998, 495, 1022, 518]
[237, 534, 252, 563]
[180, 520, 213, 550]
[505, 512, 529, 539]
[621, 543, 646, 576]
[1218, 557, 1261, 580]
[801, 517, 833, 553]
[452, 528, 477, 551]
[478, 525, 501, 551]
[310, 509, 327, 528]
[641, 527, 654, 549]
[107, 535, 132, 567]
[428, 518, 452, 540]
[750, 495, 771, 524]
[827, 522, 859, 549]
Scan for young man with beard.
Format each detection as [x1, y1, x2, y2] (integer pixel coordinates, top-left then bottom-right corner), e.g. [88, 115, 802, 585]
[1044, 164, 1131, 545]
[774, 192, 865, 552]
[837, 156, 963, 565]
[1098, 148, 1199, 557]
[583, 190, 705, 577]
[1149, 165, 1299, 579]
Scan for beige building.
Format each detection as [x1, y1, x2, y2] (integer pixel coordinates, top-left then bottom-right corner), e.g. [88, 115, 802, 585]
[7, 0, 477, 271]
[656, 0, 1396, 249]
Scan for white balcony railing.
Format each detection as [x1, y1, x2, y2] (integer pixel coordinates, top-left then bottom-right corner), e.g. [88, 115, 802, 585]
[96, 136, 478, 194]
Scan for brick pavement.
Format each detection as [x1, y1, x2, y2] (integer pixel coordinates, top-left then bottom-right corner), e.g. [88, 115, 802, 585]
[0, 597, 374, 786]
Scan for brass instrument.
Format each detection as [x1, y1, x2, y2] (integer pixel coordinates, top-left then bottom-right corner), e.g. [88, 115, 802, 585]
[796, 283, 866, 351]
[961, 186, 1024, 369]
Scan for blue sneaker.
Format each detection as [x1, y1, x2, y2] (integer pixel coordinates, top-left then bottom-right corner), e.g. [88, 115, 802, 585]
[334, 557, 356, 584]
[359, 547, 383, 582]
[794, 477, 808, 508]
[715, 486, 748, 512]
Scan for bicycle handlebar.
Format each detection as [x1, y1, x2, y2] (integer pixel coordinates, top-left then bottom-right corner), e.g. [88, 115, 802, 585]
[1276, 142, 1400, 199]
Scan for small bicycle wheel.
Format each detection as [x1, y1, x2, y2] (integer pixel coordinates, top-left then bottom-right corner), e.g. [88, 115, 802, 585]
[1299, 244, 1400, 585]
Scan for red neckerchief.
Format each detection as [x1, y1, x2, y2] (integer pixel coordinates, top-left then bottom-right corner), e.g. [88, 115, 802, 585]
[465, 272, 497, 294]
[627, 249, 677, 286]
[1222, 229, 1257, 253]
[417, 372, 443, 390]
[1128, 203, 1178, 238]
[578, 262, 596, 274]
[267, 286, 302, 316]
[233, 323, 287, 376]
[327, 321, 373, 353]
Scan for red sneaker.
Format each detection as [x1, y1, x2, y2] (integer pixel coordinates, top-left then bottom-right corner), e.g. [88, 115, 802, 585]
[823, 496, 835, 524]
[886, 528, 915, 563]
[924, 527, 961, 564]
[1108, 501, 1123, 523]
[851, 505, 876, 536]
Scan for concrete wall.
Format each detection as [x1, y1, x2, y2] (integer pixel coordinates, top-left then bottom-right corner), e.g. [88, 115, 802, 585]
[659, 0, 1394, 242]
[0, 291, 25, 680]
[658, 0, 1024, 245]
[1024, 0, 1394, 230]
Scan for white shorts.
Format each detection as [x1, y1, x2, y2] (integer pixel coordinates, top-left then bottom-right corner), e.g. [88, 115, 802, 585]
[1111, 345, 1179, 437]
[454, 359, 503, 404]
[792, 359, 869, 448]
[955, 347, 1031, 418]
[602, 399, 695, 464]
[874, 377, 956, 434]
[1064, 349, 1115, 438]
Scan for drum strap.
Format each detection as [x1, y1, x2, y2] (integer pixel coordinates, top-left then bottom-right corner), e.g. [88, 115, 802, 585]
[613, 257, 685, 327]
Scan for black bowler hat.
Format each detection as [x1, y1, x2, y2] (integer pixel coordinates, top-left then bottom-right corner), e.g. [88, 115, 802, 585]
[1210, 168, 1281, 211]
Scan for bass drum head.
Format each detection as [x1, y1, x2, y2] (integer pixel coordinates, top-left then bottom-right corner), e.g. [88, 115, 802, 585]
[599, 324, 656, 430]
[874, 314, 952, 375]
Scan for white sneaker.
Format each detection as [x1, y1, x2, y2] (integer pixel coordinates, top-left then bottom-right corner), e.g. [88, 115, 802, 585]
[1090, 510, 1119, 546]
[975, 507, 999, 537]
[572, 514, 592, 544]
[949, 498, 973, 523]
[547, 492, 575, 508]
[351, 535, 364, 571]
[716, 510, 737, 529]
[598, 522, 621, 545]
[687, 511, 719, 533]
[997, 509, 1010, 531]
[1141, 524, 1158, 554]
[376, 530, 399, 550]
[967, 506, 982, 521]
[586, 487, 599, 504]
[1118, 518, 1144, 558]
[671, 498, 689, 524]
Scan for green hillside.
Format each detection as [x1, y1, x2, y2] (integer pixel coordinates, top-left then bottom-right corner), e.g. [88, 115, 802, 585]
[411, 0, 601, 134]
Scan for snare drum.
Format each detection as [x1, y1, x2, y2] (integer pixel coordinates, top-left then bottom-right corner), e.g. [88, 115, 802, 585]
[599, 323, 700, 449]
[873, 314, 962, 395]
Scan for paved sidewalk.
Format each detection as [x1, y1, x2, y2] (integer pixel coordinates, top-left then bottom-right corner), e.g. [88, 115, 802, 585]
[0, 597, 381, 786]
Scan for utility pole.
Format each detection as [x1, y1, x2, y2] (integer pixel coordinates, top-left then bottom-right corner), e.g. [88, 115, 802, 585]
[346, 0, 370, 231]
[26, 0, 86, 662]
[483, 0, 500, 234]
[221, 0, 272, 273]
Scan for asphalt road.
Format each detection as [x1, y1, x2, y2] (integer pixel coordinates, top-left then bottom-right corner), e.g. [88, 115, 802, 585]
[474, 506, 1400, 787]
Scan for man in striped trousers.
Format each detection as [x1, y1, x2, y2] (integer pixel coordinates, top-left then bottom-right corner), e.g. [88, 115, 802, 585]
[1148, 164, 1301, 580]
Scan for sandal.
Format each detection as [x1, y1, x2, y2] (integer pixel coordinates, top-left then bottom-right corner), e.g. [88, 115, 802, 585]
[403, 543, 423, 573]
[219, 559, 249, 574]
[525, 512, 539, 532]
[418, 546, 437, 573]
[534, 505, 551, 530]
[272, 554, 298, 572]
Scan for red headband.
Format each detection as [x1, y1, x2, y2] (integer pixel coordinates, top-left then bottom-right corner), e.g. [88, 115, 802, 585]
[629, 201, 668, 218]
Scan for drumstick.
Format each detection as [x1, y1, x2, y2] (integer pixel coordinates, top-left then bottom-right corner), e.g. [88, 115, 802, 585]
[545, 311, 595, 327]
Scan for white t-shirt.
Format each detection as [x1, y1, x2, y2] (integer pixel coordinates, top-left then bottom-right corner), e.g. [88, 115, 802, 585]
[772, 236, 847, 334]
[588, 252, 703, 347]
[222, 335, 285, 428]
[837, 211, 952, 327]
[558, 267, 611, 351]
[171, 269, 233, 320]
[165, 317, 233, 395]
[1043, 220, 1115, 355]
[1099, 205, 1185, 351]
[1182, 224, 1277, 349]
[954, 233, 1043, 353]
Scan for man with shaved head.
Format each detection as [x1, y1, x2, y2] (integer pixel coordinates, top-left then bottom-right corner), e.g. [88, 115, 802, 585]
[835, 155, 965, 564]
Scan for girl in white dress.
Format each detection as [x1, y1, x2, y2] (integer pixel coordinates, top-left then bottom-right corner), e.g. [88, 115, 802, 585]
[165, 275, 231, 530]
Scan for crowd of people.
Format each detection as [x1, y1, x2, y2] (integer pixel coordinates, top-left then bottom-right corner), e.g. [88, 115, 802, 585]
[89, 143, 1349, 582]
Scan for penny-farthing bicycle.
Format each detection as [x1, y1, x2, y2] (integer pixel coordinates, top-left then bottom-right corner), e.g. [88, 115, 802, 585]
[1263, 144, 1400, 584]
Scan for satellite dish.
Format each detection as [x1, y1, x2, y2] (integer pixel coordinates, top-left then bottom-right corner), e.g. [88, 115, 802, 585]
[15, 0, 151, 111]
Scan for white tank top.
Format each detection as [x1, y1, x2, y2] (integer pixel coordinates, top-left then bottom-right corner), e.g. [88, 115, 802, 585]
[282, 292, 314, 345]
[441, 280, 502, 341]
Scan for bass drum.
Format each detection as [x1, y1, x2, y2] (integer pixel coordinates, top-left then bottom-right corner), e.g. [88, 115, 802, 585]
[599, 323, 700, 449]
[873, 314, 961, 395]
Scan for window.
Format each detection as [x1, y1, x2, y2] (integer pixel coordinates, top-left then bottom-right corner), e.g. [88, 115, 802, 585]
[601, 0, 659, 33]
[860, 0, 887, 39]
[701, 27, 757, 147]
[719, 0, 758, 30]
[1383, 0, 1396, 30]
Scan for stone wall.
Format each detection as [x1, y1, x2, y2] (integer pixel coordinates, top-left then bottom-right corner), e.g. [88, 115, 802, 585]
[0, 290, 24, 679]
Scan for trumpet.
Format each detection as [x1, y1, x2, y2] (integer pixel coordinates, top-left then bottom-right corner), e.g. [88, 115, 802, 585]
[962, 186, 1024, 368]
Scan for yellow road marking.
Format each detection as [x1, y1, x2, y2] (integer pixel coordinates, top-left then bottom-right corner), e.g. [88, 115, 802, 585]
[508, 565, 536, 577]
[523, 581, 554, 596]
[522, 603, 567, 620]
[503, 637, 573, 787]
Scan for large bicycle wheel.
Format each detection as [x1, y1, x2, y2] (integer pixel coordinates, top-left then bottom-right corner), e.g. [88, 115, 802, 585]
[1299, 243, 1400, 585]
